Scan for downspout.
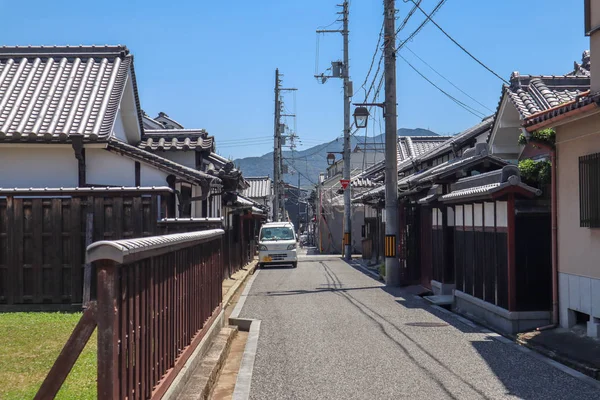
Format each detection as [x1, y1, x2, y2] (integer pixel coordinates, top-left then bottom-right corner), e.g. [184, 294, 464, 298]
[530, 142, 558, 329]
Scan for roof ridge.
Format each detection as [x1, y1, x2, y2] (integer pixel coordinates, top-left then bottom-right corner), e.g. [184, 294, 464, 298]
[0, 45, 129, 58]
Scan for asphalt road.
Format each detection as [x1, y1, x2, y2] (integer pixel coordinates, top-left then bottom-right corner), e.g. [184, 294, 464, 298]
[239, 253, 600, 400]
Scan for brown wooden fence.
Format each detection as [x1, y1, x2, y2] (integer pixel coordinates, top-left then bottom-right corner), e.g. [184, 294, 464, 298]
[34, 229, 225, 400]
[0, 188, 170, 309]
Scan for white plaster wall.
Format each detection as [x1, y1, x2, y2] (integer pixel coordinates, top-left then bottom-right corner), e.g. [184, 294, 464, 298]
[484, 202, 495, 227]
[0, 147, 78, 188]
[447, 207, 455, 227]
[474, 204, 483, 227]
[464, 204, 473, 227]
[455, 205, 464, 226]
[154, 151, 196, 169]
[86, 148, 135, 186]
[495, 201, 508, 228]
[139, 164, 169, 187]
[112, 109, 128, 143]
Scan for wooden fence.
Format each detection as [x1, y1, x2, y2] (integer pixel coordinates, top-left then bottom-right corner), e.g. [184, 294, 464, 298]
[34, 229, 225, 400]
[0, 188, 169, 309]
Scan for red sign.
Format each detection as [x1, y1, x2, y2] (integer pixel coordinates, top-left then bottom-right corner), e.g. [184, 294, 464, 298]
[340, 179, 350, 190]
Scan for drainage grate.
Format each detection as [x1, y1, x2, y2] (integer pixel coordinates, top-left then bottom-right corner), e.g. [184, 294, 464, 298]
[405, 322, 449, 328]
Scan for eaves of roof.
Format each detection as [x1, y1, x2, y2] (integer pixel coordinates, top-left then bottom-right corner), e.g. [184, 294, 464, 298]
[107, 138, 220, 185]
[138, 133, 214, 152]
[438, 180, 541, 204]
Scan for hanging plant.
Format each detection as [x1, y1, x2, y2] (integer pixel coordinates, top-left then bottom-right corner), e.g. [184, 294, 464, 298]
[518, 128, 556, 148]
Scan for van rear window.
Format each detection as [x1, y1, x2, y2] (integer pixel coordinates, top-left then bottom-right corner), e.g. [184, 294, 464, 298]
[260, 227, 294, 241]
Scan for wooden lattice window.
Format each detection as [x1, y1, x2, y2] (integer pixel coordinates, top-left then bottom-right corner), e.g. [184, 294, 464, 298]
[579, 152, 600, 227]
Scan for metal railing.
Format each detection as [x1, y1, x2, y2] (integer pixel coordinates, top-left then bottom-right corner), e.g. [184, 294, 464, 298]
[34, 229, 225, 400]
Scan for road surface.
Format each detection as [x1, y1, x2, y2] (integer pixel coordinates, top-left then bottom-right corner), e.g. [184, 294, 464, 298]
[238, 252, 600, 399]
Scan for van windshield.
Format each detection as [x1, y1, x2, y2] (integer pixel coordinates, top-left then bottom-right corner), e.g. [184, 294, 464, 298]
[260, 227, 294, 241]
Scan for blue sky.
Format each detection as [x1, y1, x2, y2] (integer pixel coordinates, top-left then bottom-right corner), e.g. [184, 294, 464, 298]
[0, 0, 588, 159]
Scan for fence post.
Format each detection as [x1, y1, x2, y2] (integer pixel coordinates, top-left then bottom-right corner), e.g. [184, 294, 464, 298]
[96, 259, 120, 399]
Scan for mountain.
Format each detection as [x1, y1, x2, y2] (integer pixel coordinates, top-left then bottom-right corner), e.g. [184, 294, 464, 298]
[231, 128, 438, 189]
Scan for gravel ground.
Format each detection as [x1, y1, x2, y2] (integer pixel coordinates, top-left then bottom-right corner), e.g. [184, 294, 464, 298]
[240, 256, 600, 400]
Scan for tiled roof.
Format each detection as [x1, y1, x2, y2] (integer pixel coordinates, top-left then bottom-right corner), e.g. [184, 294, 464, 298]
[0, 45, 140, 142]
[439, 165, 541, 203]
[397, 136, 448, 164]
[155, 112, 184, 129]
[107, 138, 220, 185]
[414, 117, 493, 164]
[142, 113, 165, 129]
[400, 143, 506, 189]
[499, 52, 591, 122]
[242, 177, 272, 198]
[351, 177, 378, 188]
[523, 91, 600, 129]
[138, 129, 214, 151]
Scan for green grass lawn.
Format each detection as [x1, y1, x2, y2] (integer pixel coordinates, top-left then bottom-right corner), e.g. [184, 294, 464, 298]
[0, 312, 97, 400]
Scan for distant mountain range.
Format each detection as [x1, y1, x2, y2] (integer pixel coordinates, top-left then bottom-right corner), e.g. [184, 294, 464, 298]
[231, 128, 439, 189]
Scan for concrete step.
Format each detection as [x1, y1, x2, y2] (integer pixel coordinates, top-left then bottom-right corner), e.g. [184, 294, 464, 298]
[423, 295, 454, 306]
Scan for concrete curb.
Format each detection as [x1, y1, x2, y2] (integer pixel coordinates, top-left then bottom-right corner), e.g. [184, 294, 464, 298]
[229, 270, 261, 331]
[223, 261, 258, 310]
[231, 320, 261, 400]
[162, 310, 226, 400]
[428, 303, 600, 390]
[176, 327, 238, 400]
[347, 259, 384, 282]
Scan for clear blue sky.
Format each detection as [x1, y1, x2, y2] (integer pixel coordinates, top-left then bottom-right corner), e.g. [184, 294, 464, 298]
[0, 0, 588, 159]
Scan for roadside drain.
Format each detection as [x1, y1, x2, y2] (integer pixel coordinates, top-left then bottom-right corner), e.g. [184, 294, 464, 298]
[405, 322, 450, 328]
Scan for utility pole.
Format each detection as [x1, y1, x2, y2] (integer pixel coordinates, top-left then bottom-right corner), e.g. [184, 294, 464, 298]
[315, 1, 352, 260]
[341, 1, 352, 261]
[273, 69, 281, 222]
[273, 70, 297, 222]
[384, 0, 400, 286]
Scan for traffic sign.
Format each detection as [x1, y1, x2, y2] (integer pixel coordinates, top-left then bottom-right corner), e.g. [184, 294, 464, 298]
[340, 179, 350, 190]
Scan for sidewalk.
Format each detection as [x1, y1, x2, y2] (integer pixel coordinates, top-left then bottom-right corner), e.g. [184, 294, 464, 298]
[516, 326, 600, 380]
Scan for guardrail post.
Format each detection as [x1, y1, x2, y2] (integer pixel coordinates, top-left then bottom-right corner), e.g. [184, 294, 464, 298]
[97, 259, 120, 399]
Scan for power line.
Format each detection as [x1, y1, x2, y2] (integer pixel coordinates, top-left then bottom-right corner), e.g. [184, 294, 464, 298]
[398, 53, 485, 118]
[408, 0, 509, 85]
[396, 0, 447, 52]
[404, 45, 493, 113]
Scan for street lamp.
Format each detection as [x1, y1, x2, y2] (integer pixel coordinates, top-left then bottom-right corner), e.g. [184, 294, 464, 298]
[353, 106, 370, 129]
[326, 153, 336, 166]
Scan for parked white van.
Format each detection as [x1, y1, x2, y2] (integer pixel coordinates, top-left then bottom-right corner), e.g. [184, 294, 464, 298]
[257, 222, 298, 268]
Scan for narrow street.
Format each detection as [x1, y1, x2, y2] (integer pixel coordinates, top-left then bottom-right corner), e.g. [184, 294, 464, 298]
[238, 251, 600, 400]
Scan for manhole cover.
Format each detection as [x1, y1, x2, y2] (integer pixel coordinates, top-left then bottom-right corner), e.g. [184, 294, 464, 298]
[405, 322, 449, 328]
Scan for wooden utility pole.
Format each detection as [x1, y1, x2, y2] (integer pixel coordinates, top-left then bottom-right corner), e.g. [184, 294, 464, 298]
[384, 0, 400, 286]
[273, 69, 281, 222]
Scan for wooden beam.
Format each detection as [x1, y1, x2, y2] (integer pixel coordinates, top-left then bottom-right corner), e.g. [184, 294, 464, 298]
[507, 194, 517, 312]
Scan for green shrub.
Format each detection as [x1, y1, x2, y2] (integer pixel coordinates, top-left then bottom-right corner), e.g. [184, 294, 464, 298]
[378, 263, 385, 277]
[519, 159, 551, 186]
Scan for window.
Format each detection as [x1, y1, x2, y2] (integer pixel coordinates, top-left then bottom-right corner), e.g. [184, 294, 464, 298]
[177, 183, 193, 218]
[579, 152, 600, 227]
[260, 227, 294, 241]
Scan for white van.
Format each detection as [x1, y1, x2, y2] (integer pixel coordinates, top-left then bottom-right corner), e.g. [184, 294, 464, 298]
[257, 222, 298, 268]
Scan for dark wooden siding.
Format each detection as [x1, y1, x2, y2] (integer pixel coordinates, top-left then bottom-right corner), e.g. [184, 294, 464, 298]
[0, 192, 165, 308]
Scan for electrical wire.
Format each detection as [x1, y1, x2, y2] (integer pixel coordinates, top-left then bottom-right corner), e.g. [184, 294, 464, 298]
[407, 0, 509, 85]
[396, 0, 447, 52]
[398, 53, 485, 118]
[404, 45, 493, 113]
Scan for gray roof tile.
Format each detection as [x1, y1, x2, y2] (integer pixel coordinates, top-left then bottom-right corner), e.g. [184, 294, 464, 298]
[242, 177, 272, 198]
[0, 45, 138, 142]
[139, 129, 214, 151]
[107, 138, 219, 185]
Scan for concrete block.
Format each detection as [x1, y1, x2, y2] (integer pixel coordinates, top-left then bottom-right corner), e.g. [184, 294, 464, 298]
[559, 273, 570, 328]
[587, 318, 600, 338]
[569, 274, 581, 312]
[579, 276, 592, 315]
[592, 278, 600, 318]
